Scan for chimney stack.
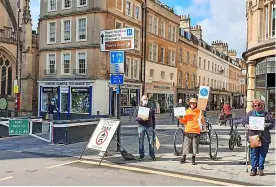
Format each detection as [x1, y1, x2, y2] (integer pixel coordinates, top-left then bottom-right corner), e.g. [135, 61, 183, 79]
[190, 25, 202, 40]
[180, 14, 190, 32]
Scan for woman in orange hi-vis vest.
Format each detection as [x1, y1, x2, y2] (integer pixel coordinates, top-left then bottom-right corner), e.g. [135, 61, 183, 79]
[178, 98, 204, 165]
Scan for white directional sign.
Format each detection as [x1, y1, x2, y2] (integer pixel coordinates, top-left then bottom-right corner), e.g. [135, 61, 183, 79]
[100, 28, 135, 51]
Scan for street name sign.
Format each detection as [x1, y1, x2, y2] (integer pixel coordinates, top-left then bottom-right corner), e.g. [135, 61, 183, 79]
[110, 74, 124, 85]
[100, 28, 135, 51]
[110, 51, 124, 74]
[9, 119, 29, 135]
[87, 118, 121, 152]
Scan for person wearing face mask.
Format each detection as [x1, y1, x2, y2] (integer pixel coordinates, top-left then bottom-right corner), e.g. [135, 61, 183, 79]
[178, 98, 204, 165]
[135, 95, 156, 161]
[242, 99, 275, 176]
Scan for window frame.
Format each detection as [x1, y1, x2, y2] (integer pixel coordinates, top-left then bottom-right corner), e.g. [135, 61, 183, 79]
[116, 0, 124, 12]
[47, 20, 57, 44]
[150, 69, 154, 78]
[76, 50, 87, 75]
[125, 57, 131, 78]
[152, 44, 158, 62]
[161, 71, 165, 80]
[76, 16, 87, 42]
[133, 3, 141, 20]
[47, 52, 56, 74]
[61, 51, 71, 75]
[160, 47, 165, 64]
[77, 0, 87, 8]
[61, 18, 72, 43]
[48, 0, 57, 12]
[132, 58, 139, 80]
[134, 28, 140, 51]
[126, 0, 133, 17]
[160, 20, 165, 38]
[62, 0, 72, 10]
[115, 20, 123, 29]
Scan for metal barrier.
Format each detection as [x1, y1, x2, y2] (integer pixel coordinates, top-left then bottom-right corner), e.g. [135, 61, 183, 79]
[29, 120, 53, 144]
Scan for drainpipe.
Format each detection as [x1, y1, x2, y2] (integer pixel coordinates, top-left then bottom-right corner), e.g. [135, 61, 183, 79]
[142, 0, 147, 95]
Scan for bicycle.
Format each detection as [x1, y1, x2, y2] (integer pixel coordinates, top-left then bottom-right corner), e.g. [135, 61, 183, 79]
[228, 118, 242, 150]
[173, 117, 218, 160]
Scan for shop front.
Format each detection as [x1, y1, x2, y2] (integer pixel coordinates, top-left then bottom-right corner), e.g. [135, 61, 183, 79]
[210, 89, 231, 110]
[146, 83, 174, 113]
[177, 88, 197, 105]
[109, 82, 142, 116]
[255, 56, 275, 113]
[38, 79, 109, 120]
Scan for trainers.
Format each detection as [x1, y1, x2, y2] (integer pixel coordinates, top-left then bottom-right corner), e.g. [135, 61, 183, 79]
[150, 156, 156, 161]
[180, 155, 186, 164]
[137, 156, 144, 161]
[258, 170, 264, 176]
[250, 170, 257, 176]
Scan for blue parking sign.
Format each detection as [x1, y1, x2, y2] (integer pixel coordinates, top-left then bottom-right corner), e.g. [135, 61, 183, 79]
[127, 29, 133, 36]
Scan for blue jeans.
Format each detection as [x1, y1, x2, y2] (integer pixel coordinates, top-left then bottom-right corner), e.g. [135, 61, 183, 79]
[138, 125, 155, 157]
[250, 144, 269, 171]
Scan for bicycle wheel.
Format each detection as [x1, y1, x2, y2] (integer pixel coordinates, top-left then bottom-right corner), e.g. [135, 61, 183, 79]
[237, 135, 242, 147]
[209, 129, 218, 160]
[228, 136, 235, 150]
[173, 128, 184, 156]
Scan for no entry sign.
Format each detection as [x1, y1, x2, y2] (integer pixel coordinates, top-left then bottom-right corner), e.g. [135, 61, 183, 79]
[87, 119, 120, 152]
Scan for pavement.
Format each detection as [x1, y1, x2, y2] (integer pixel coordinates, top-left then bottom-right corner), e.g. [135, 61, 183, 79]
[0, 109, 275, 186]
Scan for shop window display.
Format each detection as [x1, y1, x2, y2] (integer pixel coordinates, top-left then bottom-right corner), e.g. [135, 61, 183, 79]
[41, 88, 58, 111]
[60, 93, 68, 112]
[71, 88, 89, 113]
[121, 89, 129, 106]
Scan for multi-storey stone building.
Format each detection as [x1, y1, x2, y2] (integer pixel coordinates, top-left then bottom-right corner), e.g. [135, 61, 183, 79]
[0, 0, 39, 116]
[38, 0, 144, 119]
[243, 0, 275, 112]
[144, 0, 179, 112]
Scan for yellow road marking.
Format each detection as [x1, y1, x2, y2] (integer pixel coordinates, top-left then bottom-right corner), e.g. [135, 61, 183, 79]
[79, 160, 241, 186]
[0, 176, 13, 181]
[46, 160, 79, 169]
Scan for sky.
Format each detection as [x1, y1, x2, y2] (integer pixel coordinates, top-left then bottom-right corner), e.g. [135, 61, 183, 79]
[29, 0, 246, 57]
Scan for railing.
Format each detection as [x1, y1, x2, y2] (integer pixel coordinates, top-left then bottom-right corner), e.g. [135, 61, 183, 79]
[73, 69, 87, 75]
[0, 28, 17, 44]
[44, 69, 57, 76]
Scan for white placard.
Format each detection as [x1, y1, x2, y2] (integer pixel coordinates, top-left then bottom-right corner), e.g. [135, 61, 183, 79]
[87, 118, 120, 152]
[174, 107, 186, 117]
[249, 116, 265, 131]
[198, 86, 210, 99]
[100, 28, 135, 51]
[137, 106, 150, 120]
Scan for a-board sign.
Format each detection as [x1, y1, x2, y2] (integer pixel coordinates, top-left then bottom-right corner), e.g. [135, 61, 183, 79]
[100, 28, 135, 51]
[9, 119, 29, 135]
[87, 118, 120, 152]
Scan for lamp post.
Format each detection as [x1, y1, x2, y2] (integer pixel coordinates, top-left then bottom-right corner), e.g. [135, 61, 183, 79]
[15, 4, 21, 117]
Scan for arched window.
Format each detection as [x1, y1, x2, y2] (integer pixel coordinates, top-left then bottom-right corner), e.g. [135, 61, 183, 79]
[0, 51, 14, 95]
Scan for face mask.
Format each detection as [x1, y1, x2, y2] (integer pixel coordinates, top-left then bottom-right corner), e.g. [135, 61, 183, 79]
[142, 100, 148, 105]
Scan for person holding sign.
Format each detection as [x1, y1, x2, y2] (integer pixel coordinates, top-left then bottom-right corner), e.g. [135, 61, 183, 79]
[242, 99, 275, 176]
[135, 95, 156, 161]
[178, 98, 204, 165]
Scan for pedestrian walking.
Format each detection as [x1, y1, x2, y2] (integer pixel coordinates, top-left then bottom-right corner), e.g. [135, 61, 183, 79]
[47, 101, 57, 122]
[135, 95, 156, 161]
[178, 98, 204, 165]
[242, 99, 275, 176]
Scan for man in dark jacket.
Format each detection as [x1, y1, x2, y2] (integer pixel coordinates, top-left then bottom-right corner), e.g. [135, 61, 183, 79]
[135, 95, 156, 161]
[48, 101, 57, 121]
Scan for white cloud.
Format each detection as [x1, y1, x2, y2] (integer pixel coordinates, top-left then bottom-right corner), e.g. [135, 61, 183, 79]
[176, 0, 246, 57]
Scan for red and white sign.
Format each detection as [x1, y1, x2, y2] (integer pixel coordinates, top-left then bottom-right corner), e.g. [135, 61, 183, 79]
[87, 119, 120, 152]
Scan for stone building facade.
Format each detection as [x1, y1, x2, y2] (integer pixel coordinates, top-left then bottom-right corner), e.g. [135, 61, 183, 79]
[38, 0, 143, 119]
[0, 0, 39, 116]
[243, 0, 275, 112]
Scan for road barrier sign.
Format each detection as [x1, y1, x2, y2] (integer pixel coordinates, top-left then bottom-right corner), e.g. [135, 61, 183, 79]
[9, 119, 29, 135]
[100, 28, 135, 51]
